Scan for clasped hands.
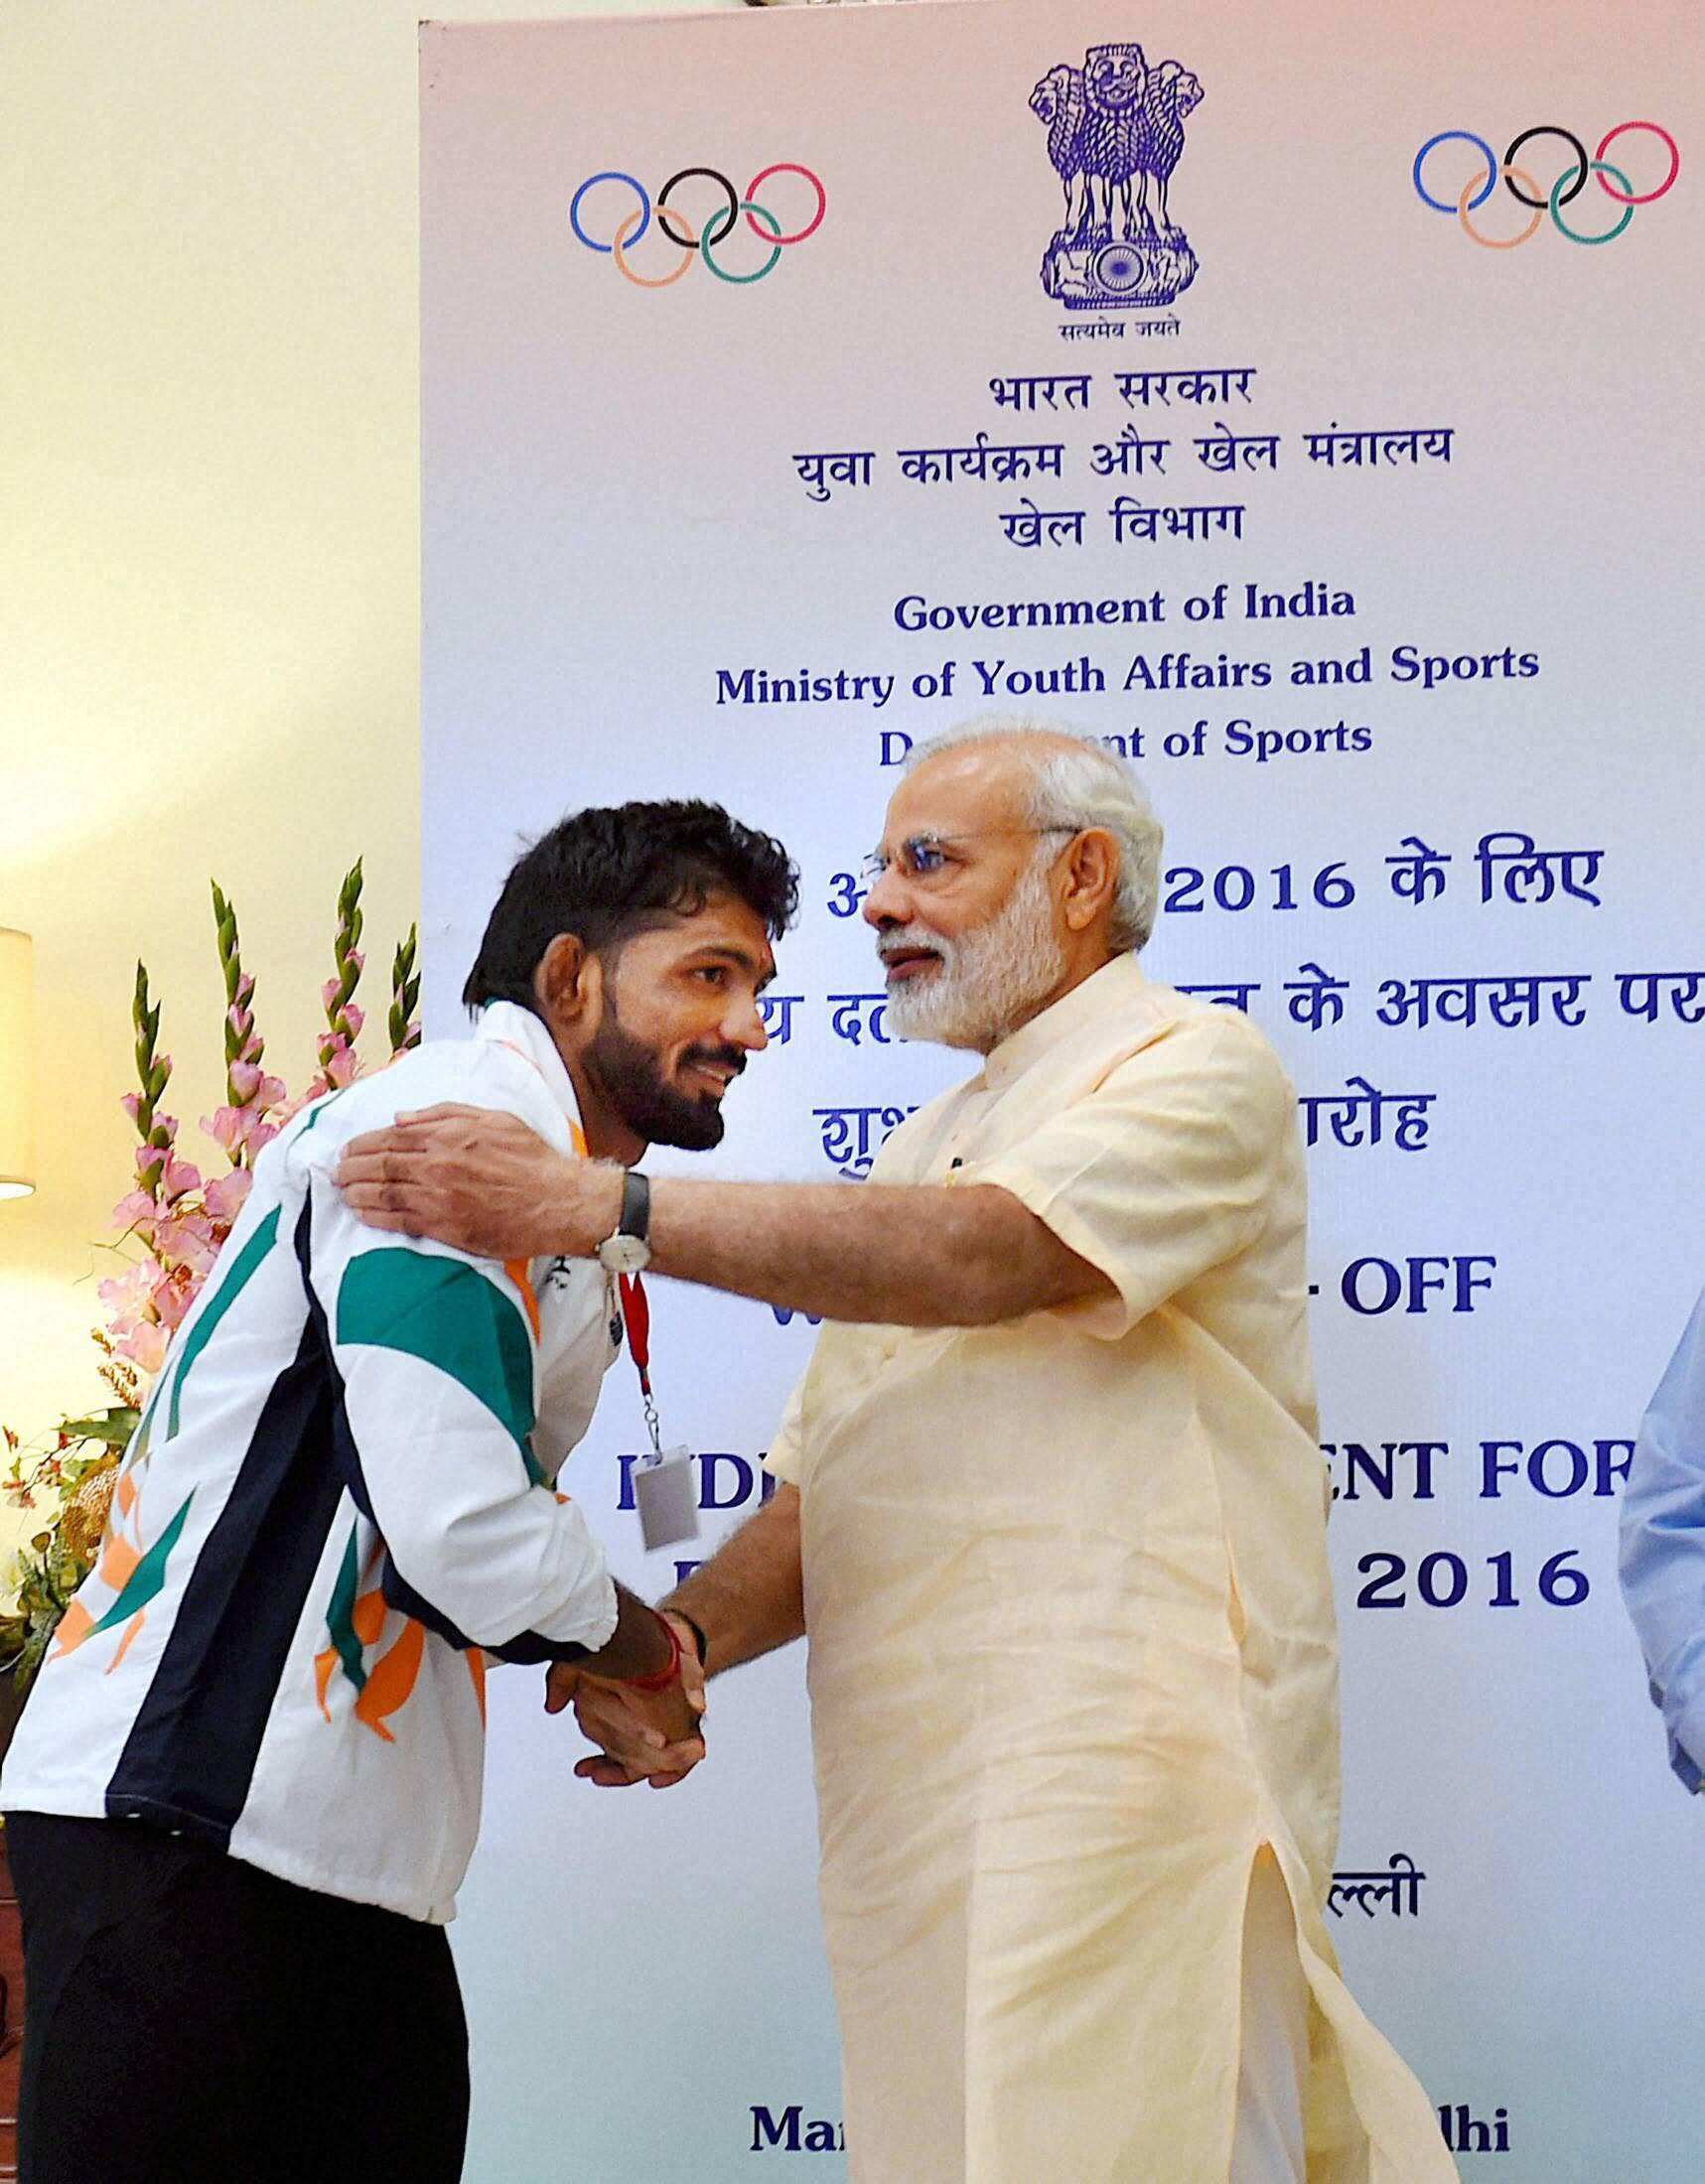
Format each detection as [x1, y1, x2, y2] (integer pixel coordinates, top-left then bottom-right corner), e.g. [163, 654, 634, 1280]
[546, 1613, 709, 1789]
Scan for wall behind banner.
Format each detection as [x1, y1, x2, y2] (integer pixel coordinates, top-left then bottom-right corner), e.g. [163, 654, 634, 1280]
[0, 0, 728, 1544]
[421, 4, 1705, 2180]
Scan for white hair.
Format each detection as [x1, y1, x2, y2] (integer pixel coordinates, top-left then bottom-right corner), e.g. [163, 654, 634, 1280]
[903, 716, 1165, 952]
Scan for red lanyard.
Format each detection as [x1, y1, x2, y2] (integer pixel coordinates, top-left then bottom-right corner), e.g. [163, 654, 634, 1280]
[617, 1272, 650, 1396]
[617, 1272, 662, 1456]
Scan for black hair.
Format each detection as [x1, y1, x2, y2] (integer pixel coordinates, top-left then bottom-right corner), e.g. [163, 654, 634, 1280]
[463, 799, 798, 1012]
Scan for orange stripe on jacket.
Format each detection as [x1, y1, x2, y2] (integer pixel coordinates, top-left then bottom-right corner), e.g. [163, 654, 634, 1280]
[105, 1611, 146, 1676]
[352, 1587, 387, 1649]
[51, 1600, 95, 1660]
[355, 1618, 428, 1744]
[97, 1532, 142, 1594]
[505, 1260, 541, 1344]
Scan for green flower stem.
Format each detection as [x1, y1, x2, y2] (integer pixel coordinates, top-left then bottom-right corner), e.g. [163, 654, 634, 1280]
[319, 858, 365, 1072]
[131, 962, 172, 1196]
[389, 925, 421, 1055]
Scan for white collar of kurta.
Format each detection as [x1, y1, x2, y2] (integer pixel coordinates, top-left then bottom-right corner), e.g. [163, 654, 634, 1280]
[979, 951, 1149, 1094]
[474, 1000, 587, 1143]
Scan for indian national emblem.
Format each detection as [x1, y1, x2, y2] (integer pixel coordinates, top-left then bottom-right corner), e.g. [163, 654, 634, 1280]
[1030, 43, 1204, 311]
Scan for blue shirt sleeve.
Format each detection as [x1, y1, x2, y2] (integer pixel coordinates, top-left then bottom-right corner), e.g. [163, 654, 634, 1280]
[1619, 1289, 1705, 1792]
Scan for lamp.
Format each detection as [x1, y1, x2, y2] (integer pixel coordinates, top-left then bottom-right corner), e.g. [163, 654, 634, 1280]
[0, 930, 36, 1200]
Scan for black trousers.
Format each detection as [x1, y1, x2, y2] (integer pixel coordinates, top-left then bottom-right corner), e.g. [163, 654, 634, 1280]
[7, 1811, 470, 2184]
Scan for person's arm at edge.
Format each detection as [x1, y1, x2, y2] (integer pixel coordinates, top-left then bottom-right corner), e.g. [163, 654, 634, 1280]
[1619, 1292, 1705, 1787]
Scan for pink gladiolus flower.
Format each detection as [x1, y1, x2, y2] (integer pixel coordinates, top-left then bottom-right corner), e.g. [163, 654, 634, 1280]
[160, 1154, 203, 1201]
[98, 1264, 157, 1325]
[120, 1092, 143, 1123]
[153, 1273, 197, 1330]
[209, 1102, 285, 1160]
[111, 1189, 158, 1233]
[146, 1229, 184, 1271]
[227, 1061, 284, 1109]
[203, 1168, 253, 1221]
[324, 1044, 361, 1090]
[236, 974, 255, 1005]
[121, 1322, 171, 1376]
[341, 1003, 365, 1039]
[154, 1218, 217, 1278]
[240, 1109, 275, 1152]
[202, 1106, 246, 1157]
[321, 978, 342, 1011]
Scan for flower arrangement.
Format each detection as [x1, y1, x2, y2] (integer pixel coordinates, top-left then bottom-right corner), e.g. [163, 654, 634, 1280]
[0, 864, 420, 1692]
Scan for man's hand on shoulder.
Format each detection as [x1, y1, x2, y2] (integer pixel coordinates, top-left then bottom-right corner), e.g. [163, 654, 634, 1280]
[336, 1104, 621, 1259]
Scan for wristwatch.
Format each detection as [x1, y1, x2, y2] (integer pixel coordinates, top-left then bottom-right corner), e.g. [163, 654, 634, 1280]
[596, 1169, 652, 1276]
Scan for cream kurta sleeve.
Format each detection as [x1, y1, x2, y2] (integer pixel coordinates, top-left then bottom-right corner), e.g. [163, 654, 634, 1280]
[976, 1009, 1292, 1340]
[761, 1373, 808, 1486]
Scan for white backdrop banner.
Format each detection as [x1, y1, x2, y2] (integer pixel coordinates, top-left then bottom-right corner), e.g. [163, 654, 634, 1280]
[421, 5, 1705, 2175]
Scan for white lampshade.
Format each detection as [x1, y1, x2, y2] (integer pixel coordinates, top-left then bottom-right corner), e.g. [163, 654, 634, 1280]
[0, 930, 36, 1199]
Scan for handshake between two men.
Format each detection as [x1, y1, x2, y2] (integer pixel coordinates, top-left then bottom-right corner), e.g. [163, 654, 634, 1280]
[546, 1610, 708, 1789]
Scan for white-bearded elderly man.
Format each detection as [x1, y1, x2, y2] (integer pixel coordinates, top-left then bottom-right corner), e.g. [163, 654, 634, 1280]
[338, 720, 1454, 2184]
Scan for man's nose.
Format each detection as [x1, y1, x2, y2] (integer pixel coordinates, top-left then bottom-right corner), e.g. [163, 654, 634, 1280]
[725, 995, 769, 1053]
[861, 864, 912, 928]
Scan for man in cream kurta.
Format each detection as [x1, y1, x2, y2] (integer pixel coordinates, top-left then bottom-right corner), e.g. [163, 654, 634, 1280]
[336, 721, 1455, 2183]
[763, 959, 1439, 2182]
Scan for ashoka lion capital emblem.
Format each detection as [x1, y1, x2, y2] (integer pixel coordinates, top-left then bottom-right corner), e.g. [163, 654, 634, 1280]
[1030, 42, 1204, 311]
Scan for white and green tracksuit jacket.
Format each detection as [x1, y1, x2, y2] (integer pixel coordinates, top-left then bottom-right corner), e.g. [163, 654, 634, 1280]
[1, 1003, 622, 1923]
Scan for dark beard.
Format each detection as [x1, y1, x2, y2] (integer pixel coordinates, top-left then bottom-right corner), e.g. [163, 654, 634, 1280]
[585, 1008, 734, 1152]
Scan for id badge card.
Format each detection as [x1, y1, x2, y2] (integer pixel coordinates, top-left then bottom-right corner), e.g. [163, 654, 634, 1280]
[635, 1445, 699, 1552]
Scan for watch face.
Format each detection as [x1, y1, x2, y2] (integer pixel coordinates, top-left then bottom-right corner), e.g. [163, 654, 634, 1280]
[599, 1232, 651, 1276]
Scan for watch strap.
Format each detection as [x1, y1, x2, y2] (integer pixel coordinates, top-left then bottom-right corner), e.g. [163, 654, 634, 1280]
[619, 1167, 651, 1244]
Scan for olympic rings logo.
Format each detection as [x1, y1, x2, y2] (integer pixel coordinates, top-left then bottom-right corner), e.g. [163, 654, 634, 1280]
[569, 165, 826, 287]
[1412, 122, 1678, 246]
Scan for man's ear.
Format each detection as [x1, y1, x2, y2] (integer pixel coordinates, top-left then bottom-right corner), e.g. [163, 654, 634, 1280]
[534, 933, 602, 1032]
[1061, 828, 1120, 934]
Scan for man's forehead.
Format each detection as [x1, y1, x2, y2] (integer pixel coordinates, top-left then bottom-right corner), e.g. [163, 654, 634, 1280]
[631, 893, 775, 978]
[686, 903, 778, 983]
[883, 746, 1026, 838]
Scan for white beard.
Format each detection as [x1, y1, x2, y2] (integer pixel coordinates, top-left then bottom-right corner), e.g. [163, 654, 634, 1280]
[882, 856, 1067, 1052]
